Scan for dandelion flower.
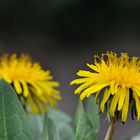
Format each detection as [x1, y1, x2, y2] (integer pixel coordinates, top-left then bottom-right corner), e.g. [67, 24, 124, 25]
[0, 54, 61, 114]
[71, 52, 140, 122]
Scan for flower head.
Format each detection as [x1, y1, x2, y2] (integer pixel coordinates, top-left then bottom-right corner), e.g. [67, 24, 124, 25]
[71, 52, 140, 122]
[0, 54, 61, 114]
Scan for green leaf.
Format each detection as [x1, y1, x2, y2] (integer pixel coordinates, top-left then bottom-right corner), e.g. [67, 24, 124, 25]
[48, 108, 74, 140]
[31, 108, 74, 140]
[40, 113, 60, 140]
[0, 80, 34, 140]
[58, 123, 74, 140]
[87, 96, 99, 132]
[29, 115, 44, 140]
[131, 133, 140, 140]
[124, 138, 132, 140]
[74, 101, 96, 140]
[48, 108, 72, 124]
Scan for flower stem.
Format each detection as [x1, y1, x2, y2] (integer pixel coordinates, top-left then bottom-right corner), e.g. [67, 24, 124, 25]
[104, 118, 115, 140]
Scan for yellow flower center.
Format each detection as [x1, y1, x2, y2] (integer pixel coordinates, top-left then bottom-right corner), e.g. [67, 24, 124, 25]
[97, 53, 140, 88]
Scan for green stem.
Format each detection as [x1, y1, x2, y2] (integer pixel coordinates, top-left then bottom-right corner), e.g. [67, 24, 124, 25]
[104, 118, 115, 140]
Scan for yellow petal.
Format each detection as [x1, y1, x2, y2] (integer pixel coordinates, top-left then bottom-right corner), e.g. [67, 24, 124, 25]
[27, 95, 39, 114]
[109, 91, 120, 117]
[110, 81, 118, 95]
[13, 80, 22, 94]
[100, 89, 111, 112]
[20, 80, 29, 97]
[133, 87, 140, 97]
[74, 80, 95, 94]
[86, 82, 109, 97]
[101, 60, 108, 68]
[118, 87, 127, 111]
[33, 97, 47, 113]
[133, 90, 140, 120]
[29, 81, 42, 95]
[95, 90, 101, 103]
[87, 63, 100, 72]
[80, 82, 109, 100]
[4, 77, 12, 84]
[122, 89, 129, 122]
[77, 70, 99, 77]
[70, 78, 89, 85]
[45, 81, 59, 87]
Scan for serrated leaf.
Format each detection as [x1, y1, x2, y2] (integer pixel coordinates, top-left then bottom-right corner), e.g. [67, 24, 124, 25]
[0, 80, 34, 140]
[74, 101, 96, 140]
[87, 96, 99, 132]
[40, 113, 60, 140]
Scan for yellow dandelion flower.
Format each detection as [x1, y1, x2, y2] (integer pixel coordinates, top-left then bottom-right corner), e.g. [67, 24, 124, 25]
[0, 54, 61, 114]
[71, 52, 140, 122]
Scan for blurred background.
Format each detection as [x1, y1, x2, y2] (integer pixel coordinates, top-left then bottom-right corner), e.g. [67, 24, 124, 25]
[0, 0, 140, 139]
